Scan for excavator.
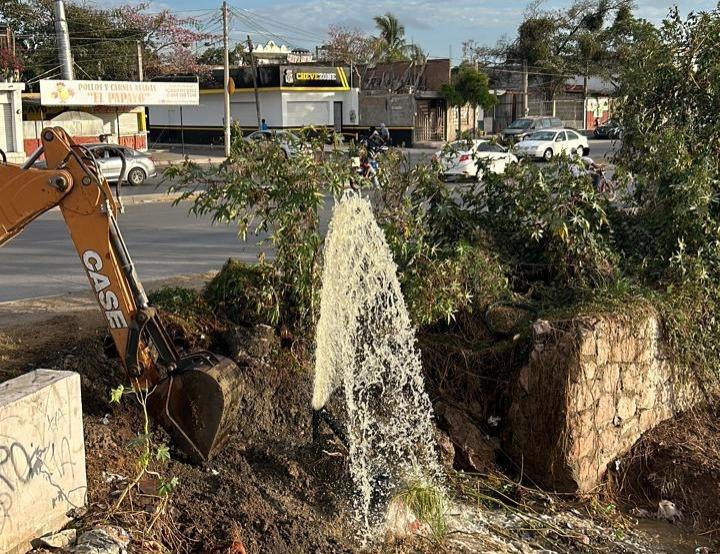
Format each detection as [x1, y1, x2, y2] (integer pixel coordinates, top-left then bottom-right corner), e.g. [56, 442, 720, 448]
[0, 127, 242, 462]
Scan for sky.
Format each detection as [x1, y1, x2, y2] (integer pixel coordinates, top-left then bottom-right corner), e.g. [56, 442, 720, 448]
[131, 0, 717, 61]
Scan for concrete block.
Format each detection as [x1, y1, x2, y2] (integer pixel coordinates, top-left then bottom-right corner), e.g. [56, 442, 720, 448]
[0, 370, 87, 554]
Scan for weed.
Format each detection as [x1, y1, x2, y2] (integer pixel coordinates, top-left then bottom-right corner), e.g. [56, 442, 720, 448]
[394, 478, 448, 540]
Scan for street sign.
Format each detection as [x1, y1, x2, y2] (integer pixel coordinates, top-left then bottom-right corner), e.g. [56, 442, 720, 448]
[39, 79, 199, 106]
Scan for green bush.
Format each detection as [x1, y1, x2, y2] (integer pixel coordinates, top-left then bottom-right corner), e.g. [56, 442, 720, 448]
[165, 126, 363, 333]
[203, 259, 278, 326]
[478, 158, 617, 287]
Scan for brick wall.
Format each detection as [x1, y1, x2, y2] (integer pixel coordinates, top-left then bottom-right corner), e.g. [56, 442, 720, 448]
[506, 313, 706, 493]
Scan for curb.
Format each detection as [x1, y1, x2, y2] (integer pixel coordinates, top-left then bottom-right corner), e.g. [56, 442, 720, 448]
[120, 192, 188, 205]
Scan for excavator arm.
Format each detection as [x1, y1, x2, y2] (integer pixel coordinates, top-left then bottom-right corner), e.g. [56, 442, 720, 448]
[0, 128, 242, 462]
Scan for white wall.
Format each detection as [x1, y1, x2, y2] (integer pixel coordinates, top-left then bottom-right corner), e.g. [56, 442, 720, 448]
[0, 82, 25, 163]
[149, 87, 360, 130]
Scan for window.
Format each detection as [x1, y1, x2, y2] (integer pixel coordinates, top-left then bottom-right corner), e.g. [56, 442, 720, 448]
[556, 131, 567, 141]
[508, 118, 533, 129]
[476, 143, 505, 153]
[528, 131, 557, 141]
[566, 131, 580, 140]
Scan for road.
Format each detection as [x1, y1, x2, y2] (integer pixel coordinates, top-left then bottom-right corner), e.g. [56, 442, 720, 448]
[0, 138, 617, 303]
[0, 202, 259, 302]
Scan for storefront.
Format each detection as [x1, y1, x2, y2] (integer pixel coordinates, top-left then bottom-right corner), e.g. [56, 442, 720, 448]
[148, 66, 360, 144]
[23, 79, 199, 155]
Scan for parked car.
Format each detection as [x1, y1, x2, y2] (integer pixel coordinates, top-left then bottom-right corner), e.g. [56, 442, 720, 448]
[514, 128, 589, 161]
[500, 116, 563, 142]
[594, 120, 622, 139]
[35, 144, 157, 185]
[433, 139, 518, 181]
[245, 129, 307, 158]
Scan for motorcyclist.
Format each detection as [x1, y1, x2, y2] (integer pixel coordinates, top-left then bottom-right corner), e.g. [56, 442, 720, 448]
[380, 123, 390, 144]
[581, 156, 606, 191]
[367, 126, 386, 152]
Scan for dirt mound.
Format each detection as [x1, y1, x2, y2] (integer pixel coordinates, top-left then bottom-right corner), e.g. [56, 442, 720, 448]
[62, 327, 357, 553]
[613, 401, 720, 540]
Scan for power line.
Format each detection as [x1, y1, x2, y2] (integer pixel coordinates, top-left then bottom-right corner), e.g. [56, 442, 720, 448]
[230, 6, 326, 43]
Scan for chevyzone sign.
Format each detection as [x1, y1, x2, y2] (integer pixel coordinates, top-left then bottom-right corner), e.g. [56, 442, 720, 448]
[40, 79, 199, 106]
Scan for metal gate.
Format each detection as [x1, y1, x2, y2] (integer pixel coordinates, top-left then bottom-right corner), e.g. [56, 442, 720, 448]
[0, 100, 13, 153]
[415, 101, 445, 142]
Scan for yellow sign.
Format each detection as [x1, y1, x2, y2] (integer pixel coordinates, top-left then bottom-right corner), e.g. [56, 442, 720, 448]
[296, 71, 337, 81]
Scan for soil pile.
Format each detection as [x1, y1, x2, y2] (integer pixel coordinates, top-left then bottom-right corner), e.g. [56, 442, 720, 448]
[614, 402, 720, 541]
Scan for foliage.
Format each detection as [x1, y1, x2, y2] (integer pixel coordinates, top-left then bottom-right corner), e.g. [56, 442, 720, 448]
[0, 47, 23, 80]
[470, 0, 636, 92]
[203, 259, 278, 326]
[109, 383, 177, 514]
[166, 127, 361, 333]
[324, 25, 376, 69]
[197, 44, 246, 67]
[0, 0, 212, 83]
[372, 13, 425, 63]
[603, 5, 720, 383]
[374, 150, 509, 325]
[478, 158, 617, 287]
[394, 478, 448, 539]
[613, 6, 720, 280]
[441, 64, 496, 138]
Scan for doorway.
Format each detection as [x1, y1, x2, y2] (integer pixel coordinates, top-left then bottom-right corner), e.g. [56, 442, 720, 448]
[333, 101, 343, 133]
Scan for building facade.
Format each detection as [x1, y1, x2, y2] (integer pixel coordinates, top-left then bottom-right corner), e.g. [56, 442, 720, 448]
[0, 82, 25, 163]
[148, 65, 359, 144]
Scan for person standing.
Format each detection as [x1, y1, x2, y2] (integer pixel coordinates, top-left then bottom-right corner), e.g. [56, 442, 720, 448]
[380, 122, 390, 144]
[261, 119, 269, 131]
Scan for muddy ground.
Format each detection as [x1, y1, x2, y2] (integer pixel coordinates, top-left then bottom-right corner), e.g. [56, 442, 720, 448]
[2, 284, 719, 553]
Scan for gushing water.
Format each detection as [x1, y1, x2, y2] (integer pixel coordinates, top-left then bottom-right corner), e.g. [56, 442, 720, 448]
[313, 195, 441, 535]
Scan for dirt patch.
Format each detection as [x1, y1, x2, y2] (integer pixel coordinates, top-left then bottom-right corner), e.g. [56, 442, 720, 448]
[77, 353, 358, 553]
[613, 401, 720, 541]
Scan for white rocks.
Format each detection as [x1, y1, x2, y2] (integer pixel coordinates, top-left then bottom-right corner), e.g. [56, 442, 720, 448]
[35, 528, 77, 549]
[70, 525, 130, 554]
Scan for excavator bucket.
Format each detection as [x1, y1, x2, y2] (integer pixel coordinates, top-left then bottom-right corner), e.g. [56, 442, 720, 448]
[148, 352, 244, 463]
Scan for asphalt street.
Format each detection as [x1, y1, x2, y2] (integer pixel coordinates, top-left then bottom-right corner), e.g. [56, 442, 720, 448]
[0, 202, 260, 302]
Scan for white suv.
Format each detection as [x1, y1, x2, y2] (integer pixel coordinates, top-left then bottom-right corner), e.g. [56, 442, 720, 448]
[514, 129, 589, 161]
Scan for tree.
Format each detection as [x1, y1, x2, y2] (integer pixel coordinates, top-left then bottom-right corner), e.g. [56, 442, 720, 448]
[441, 64, 495, 138]
[372, 13, 425, 63]
[323, 25, 375, 82]
[324, 25, 375, 65]
[469, 0, 636, 95]
[0, 0, 212, 83]
[197, 44, 245, 67]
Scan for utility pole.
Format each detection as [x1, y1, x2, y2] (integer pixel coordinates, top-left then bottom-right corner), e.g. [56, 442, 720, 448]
[522, 59, 529, 116]
[222, 1, 231, 157]
[53, 0, 75, 80]
[583, 62, 589, 130]
[247, 35, 262, 130]
[136, 40, 144, 81]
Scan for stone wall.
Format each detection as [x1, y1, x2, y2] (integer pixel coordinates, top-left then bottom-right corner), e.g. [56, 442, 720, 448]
[0, 370, 87, 554]
[506, 313, 706, 493]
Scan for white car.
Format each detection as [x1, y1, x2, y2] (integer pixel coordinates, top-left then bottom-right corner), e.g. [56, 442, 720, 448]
[433, 139, 518, 181]
[514, 129, 589, 161]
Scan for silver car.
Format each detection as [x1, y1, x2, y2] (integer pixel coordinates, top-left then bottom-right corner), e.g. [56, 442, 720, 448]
[86, 144, 157, 186]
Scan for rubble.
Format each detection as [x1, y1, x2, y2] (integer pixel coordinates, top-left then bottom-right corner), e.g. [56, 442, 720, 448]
[70, 526, 129, 554]
[223, 324, 277, 362]
[436, 402, 496, 472]
[33, 529, 77, 550]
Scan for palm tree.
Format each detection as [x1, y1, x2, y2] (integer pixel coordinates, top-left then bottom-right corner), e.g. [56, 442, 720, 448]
[372, 13, 425, 63]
